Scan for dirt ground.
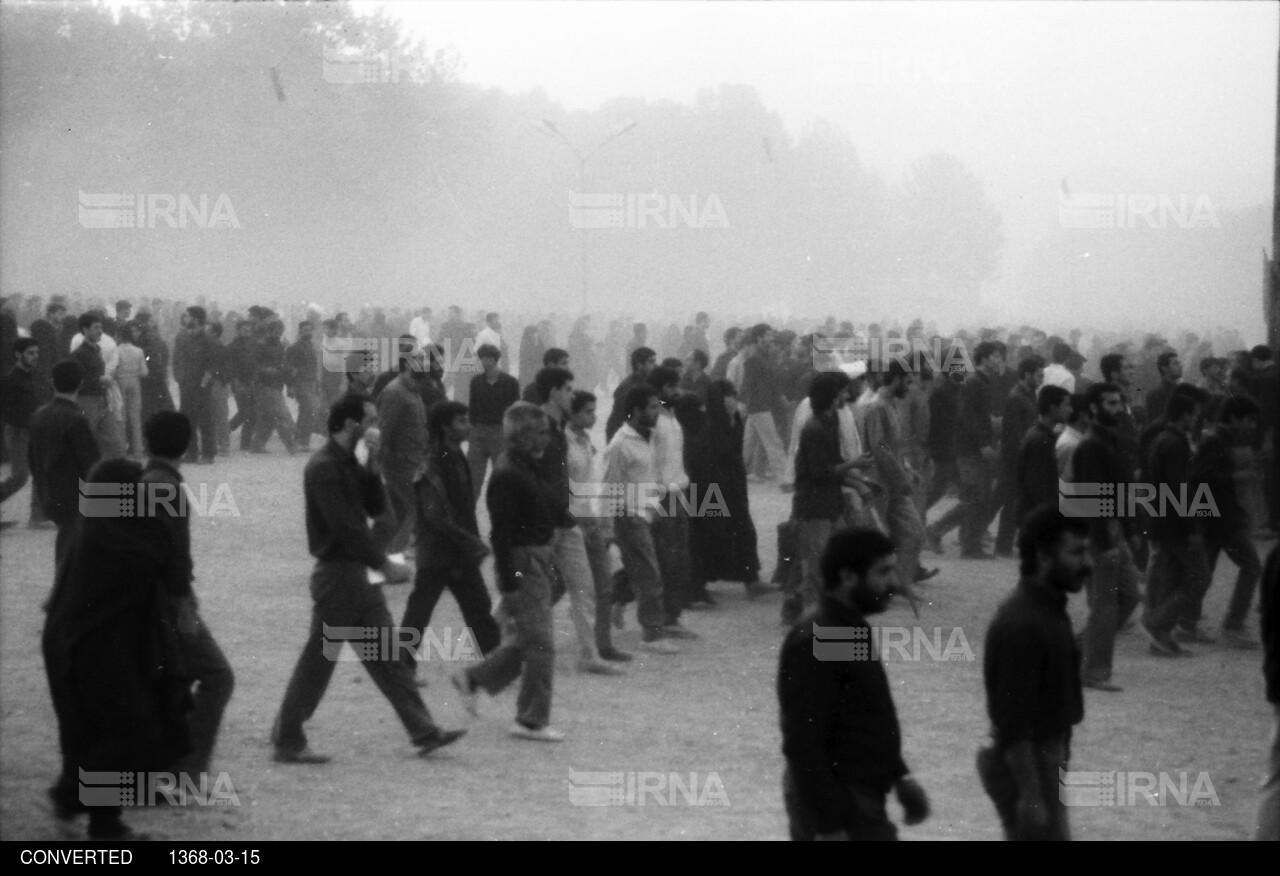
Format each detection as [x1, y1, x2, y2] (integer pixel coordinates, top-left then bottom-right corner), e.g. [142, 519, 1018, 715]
[0, 444, 1273, 841]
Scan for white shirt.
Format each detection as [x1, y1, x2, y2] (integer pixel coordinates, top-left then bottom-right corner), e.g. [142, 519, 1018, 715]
[567, 426, 604, 521]
[409, 316, 431, 347]
[603, 421, 658, 519]
[651, 406, 690, 494]
[1043, 363, 1076, 393]
[1056, 424, 1087, 480]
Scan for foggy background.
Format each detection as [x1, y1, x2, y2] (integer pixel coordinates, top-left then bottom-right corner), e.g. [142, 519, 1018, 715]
[1, 0, 1275, 340]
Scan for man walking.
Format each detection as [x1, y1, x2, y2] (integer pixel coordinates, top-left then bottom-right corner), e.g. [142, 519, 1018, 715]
[272, 395, 464, 762]
[977, 506, 1090, 840]
[778, 527, 931, 840]
[466, 343, 520, 499]
[29, 361, 100, 566]
[287, 321, 322, 452]
[175, 307, 217, 464]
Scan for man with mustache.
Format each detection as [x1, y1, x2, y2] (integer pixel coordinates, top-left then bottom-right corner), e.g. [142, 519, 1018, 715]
[977, 505, 1091, 840]
[777, 527, 932, 840]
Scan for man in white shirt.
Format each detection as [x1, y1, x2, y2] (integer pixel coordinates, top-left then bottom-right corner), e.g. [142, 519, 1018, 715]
[647, 367, 697, 639]
[408, 307, 432, 348]
[1055, 392, 1091, 481]
[1043, 342, 1077, 393]
[475, 312, 503, 357]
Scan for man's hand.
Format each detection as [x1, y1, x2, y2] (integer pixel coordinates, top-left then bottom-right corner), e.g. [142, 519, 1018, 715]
[895, 776, 930, 825]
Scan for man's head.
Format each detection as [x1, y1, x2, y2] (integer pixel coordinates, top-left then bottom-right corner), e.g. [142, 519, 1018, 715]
[1100, 353, 1133, 388]
[477, 343, 501, 374]
[144, 410, 193, 460]
[504, 401, 551, 458]
[51, 359, 83, 395]
[723, 326, 743, 352]
[115, 299, 133, 321]
[485, 312, 501, 330]
[1038, 384, 1072, 425]
[1198, 356, 1226, 384]
[686, 348, 709, 375]
[882, 359, 915, 400]
[320, 318, 338, 338]
[46, 302, 67, 321]
[1016, 354, 1047, 391]
[808, 370, 851, 415]
[973, 340, 1007, 376]
[1156, 350, 1183, 382]
[1064, 350, 1086, 378]
[298, 321, 314, 342]
[624, 384, 661, 431]
[1250, 345, 1273, 369]
[428, 400, 470, 445]
[647, 366, 680, 403]
[695, 311, 710, 330]
[1050, 341, 1072, 366]
[328, 393, 377, 441]
[237, 320, 254, 339]
[78, 312, 103, 343]
[569, 390, 597, 431]
[630, 346, 657, 376]
[1086, 381, 1123, 429]
[820, 528, 898, 615]
[632, 322, 647, 340]
[1017, 506, 1091, 593]
[1164, 392, 1200, 432]
[534, 366, 575, 412]
[13, 337, 38, 369]
[543, 347, 570, 370]
[186, 306, 208, 331]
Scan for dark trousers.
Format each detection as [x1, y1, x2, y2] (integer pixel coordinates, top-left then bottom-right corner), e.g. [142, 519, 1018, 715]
[993, 467, 1019, 555]
[293, 382, 322, 445]
[179, 383, 216, 461]
[273, 561, 443, 752]
[651, 500, 691, 626]
[400, 563, 501, 665]
[782, 766, 898, 841]
[955, 454, 996, 553]
[229, 385, 257, 450]
[976, 737, 1071, 841]
[370, 466, 416, 555]
[1080, 541, 1142, 683]
[925, 458, 960, 513]
[1199, 526, 1262, 631]
[1146, 536, 1212, 634]
[54, 517, 80, 571]
[173, 609, 234, 775]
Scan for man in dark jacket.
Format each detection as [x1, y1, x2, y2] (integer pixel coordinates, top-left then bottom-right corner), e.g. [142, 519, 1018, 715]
[777, 527, 930, 840]
[1, 338, 39, 518]
[175, 306, 217, 463]
[29, 360, 101, 565]
[1016, 385, 1072, 527]
[977, 506, 1090, 841]
[994, 355, 1045, 556]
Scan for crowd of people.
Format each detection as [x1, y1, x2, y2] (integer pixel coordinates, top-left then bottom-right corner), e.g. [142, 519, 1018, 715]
[1, 291, 1278, 840]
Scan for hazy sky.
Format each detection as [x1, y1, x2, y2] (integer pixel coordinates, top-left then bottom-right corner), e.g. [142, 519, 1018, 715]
[363, 0, 1278, 318]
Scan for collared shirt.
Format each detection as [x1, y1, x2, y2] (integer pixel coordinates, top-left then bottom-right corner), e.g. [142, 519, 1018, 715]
[534, 412, 574, 527]
[487, 448, 558, 590]
[603, 421, 658, 519]
[304, 438, 387, 570]
[651, 405, 690, 494]
[983, 577, 1084, 751]
[778, 595, 909, 834]
[566, 425, 603, 520]
[468, 370, 520, 426]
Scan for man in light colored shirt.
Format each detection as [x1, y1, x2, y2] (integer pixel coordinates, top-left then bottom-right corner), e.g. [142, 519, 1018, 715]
[648, 367, 696, 638]
[114, 325, 149, 455]
[1055, 392, 1091, 481]
[1043, 341, 1077, 393]
[475, 312, 503, 357]
[408, 306, 432, 348]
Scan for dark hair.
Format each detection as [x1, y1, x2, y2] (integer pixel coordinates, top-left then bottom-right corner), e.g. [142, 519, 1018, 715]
[1164, 392, 1200, 422]
[428, 400, 469, 442]
[1099, 353, 1125, 381]
[723, 327, 742, 345]
[646, 366, 680, 392]
[1156, 350, 1179, 374]
[820, 527, 897, 591]
[1085, 381, 1121, 413]
[477, 343, 501, 360]
[661, 356, 683, 371]
[1017, 354, 1047, 377]
[115, 299, 132, 312]
[1250, 344, 1273, 362]
[207, 322, 223, 339]
[144, 410, 193, 459]
[542, 347, 569, 367]
[623, 384, 659, 419]
[77, 312, 102, 332]
[570, 390, 596, 414]
[1037, 384, 1071, 415]
[327, 393, 372, 434]
[688, 348, 709, 369]
[808, 370, 850, 414]
[1051, 342, 1072, 364]
[1018, 505, 1088, 577]
[298, 320, 313, 331]
[973, 340, 1006, 366]
[186, 306, 207, 326]
[533, 366, 574, 403]
[630, 346, 656, 371]
[52, 360, 83, 393]
[1219, 395, 1260, 423]
[13, 337, 38, 356]
[1067, 392, 1089, 424]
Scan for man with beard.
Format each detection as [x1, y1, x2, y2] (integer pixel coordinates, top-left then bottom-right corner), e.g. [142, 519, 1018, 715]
[1071, 382, 1142, 688]
[777, 527, 931, 840]
[977, 506, 1090, 840]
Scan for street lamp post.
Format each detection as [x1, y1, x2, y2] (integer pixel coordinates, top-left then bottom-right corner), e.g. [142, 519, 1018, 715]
[539, 118, 637, 310]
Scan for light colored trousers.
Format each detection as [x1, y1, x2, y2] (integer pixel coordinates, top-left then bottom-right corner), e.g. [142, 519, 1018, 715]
[118, 377, 144, 455]
[551, 525, 599, 661]
[743, 411, 787, 478]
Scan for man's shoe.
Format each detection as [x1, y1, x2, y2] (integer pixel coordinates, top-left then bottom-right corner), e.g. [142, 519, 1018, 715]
[662, 622, 699, 640]
[451, 671, 479, 717]
[417, 728, 466, 757]
[1083, 679, 1123, 692]
[1140, 621, 1180, 656]
[598, 647, 633, 663]
[578, 658, 625, 676]
[510, 722, 566, 742]
[914, 567, 941, 583]
[1173, 625, 1216, 645]
[639, 637, 680, 655]
[273, 746, 332, 765]
[1220, 627, 1260, 650]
